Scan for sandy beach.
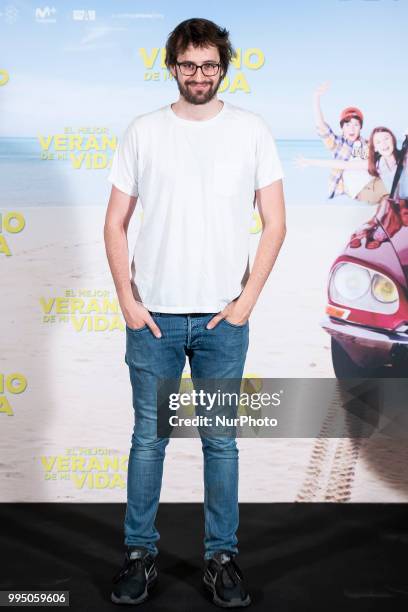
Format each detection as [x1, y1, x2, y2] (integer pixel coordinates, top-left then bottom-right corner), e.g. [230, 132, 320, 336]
[1, 203, 407, 503]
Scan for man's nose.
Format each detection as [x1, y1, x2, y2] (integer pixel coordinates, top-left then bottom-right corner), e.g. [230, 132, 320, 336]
[195, 67, 206, 81]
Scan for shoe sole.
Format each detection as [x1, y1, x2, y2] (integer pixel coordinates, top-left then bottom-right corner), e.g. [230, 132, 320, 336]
[111, 572, 158, 605]
[203, 574, 252, 608]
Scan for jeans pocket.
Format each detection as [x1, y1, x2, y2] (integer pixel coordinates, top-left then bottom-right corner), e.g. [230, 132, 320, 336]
[222, 318, 248, 329]
[126, 323, 148, 333]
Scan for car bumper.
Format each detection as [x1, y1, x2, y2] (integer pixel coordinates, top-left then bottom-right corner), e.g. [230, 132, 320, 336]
[320, 315, 408, 367]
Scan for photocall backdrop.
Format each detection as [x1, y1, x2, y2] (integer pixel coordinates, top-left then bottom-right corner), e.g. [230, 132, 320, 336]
[1, 0, 407, 503]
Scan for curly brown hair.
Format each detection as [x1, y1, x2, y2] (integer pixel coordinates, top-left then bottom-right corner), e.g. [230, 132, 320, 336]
[165, 18, 236, 80]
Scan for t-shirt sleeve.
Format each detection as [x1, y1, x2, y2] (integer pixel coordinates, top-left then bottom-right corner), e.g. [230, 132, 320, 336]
[254, 115, 284, 191]
[107, 122, 138, 197]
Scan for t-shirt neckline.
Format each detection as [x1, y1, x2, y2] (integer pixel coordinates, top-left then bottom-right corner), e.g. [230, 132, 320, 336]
[167, 100, 226, 125]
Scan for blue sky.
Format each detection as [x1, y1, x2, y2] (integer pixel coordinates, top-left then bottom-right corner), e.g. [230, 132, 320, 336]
[1, 0, 407, 138]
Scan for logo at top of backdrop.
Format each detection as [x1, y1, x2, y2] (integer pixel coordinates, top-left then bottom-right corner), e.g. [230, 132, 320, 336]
[1, 4, 19, 24]
[35, 6, 56, 23]
[140, 48, 265, 94]
[111, 12, 163, 20]
[72, 9, 95, 21]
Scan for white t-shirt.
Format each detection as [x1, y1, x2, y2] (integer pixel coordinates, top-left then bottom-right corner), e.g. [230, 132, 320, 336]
[342, 157, 372, 199]
[107, 100, 284, 313]
[377, 156, 397, 193]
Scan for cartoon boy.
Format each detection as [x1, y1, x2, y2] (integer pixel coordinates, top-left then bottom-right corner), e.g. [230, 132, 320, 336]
[314, 81, 373, 200]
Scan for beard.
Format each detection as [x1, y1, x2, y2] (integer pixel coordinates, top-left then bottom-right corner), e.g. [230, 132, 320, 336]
[174, 73, 224, 105]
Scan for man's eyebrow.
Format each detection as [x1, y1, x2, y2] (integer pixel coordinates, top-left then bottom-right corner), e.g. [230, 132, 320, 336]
[180, 59, 218, 62]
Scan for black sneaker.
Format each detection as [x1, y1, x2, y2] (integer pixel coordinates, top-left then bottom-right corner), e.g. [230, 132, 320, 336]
[203, 550, 251, 608]
[111, 546, 158, 605]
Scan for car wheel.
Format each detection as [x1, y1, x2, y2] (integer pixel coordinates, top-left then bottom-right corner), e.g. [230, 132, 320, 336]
[331, 337, 383, 378]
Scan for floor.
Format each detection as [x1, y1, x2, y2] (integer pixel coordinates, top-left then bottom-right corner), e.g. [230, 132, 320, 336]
[1, 503, 408, 611]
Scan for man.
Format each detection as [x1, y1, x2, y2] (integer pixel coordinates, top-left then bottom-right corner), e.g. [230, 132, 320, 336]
[313, 81, 387, 203]
[104, 17, 286, 608]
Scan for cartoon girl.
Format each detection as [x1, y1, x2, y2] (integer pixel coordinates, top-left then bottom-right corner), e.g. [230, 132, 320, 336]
[296, 127, 401, 204]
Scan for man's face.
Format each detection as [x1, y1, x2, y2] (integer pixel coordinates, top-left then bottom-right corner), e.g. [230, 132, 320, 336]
[170, 43, 224, 105]
[342, 117, 362, 142]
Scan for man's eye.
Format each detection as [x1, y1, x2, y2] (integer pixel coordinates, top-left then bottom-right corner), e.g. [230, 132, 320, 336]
[183, 63, 194, 68]
[203, 64, 216, 69]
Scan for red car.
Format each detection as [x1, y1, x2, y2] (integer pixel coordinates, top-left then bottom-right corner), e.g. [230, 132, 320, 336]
[321, 196, 408, 377]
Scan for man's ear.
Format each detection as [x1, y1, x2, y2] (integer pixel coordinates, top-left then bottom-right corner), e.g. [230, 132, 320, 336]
[169, 64, 176, 78]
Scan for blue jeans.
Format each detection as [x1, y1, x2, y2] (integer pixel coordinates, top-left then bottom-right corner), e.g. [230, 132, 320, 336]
[124, 311, 249, 561]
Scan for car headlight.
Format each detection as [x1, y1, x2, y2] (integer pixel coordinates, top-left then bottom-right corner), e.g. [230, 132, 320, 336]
[329, 262, 399, 314]
[371, 273, 398, 303]
[333, 263, 371, 300]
